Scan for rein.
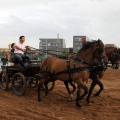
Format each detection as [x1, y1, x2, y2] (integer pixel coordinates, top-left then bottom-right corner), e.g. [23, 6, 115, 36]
[28, 46, 73, 55]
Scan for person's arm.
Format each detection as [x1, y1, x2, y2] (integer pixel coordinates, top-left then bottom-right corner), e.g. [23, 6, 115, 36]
[14, 45, 24, 52]
[25, 46, 31, 50]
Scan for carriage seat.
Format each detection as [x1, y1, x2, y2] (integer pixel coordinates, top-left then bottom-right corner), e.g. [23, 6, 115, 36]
[11, 56, 31, 69]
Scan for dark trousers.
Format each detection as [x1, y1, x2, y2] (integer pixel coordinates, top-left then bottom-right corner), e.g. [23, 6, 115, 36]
[14, 53, 31, 66]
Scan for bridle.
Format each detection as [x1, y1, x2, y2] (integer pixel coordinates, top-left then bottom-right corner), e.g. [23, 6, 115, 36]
[93, 41, 108, 66]
[75, 40, 108, 67]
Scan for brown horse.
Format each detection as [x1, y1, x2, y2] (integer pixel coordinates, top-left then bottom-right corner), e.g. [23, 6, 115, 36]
[105, 47, 120, 69]
[38, 40, 108, 107]
[86, 46, 120, 103]
[64, 46, 120, 104]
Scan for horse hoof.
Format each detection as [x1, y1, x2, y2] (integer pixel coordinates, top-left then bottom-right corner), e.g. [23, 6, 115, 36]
[45, 92, 49, 96]
[38, 99, 42, 102]
[93, 94, 99, 97]
[86, 98, 91, 104]
[76, 105, 83, 108]
[88, 102, 91, 105]
[76, 102, 82, 108]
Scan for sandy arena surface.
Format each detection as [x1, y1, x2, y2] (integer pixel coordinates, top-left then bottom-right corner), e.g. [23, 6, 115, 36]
[0, 68, 120, 120]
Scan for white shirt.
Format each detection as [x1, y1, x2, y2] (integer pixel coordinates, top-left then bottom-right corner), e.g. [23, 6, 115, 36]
[14, 42, 26, 54]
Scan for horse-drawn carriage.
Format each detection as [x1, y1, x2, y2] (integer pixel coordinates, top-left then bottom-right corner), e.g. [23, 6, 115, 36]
[0, 55, 55, 96]
[0, 40, 120, 107]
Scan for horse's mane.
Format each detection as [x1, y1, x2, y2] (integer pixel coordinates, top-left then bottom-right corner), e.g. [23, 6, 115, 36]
[77, 40, 97, 53]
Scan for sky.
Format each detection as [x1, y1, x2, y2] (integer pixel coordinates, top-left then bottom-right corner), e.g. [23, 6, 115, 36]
[0, 0, 120, 48]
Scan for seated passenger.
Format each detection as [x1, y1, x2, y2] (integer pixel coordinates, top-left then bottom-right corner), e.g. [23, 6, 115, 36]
[13, 36, 31, 68]
[11, 43, 15, 52]
[10, 43, 15, 61]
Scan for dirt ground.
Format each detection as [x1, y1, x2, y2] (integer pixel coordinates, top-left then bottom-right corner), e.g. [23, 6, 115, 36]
[0, 68, 120, 120]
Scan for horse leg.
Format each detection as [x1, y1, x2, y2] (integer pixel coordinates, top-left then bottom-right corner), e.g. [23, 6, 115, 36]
[64, 80, 76, 94]
[44, 82, 49, 96]
[76, 86, 88, 107]
[69, 81, 76, 94]
[64, 81, 73, 100]
[38, 76, 47, 101]
[86, 81, 96, 104]
[79, 84, 88, 100]
[64, 81, 71, 94]
[93, 79, 104, 97]
[64, 81, 76, 100]
[76, 86, 82, 107]
[38, 83, 42, 101]
[75, 79, 88, 107]
[43, 76, 54, 96]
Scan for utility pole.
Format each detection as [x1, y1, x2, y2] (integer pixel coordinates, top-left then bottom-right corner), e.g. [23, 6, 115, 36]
[57, 34, 59, 55]
[46, 38, 47, 56]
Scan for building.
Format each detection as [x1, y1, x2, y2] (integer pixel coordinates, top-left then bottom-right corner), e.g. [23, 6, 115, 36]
[73, 36, 89, 52]
[39, 38, 66, 55]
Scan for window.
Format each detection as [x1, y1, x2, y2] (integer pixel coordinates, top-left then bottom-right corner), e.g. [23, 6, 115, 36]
[40, 39, 46, 42]
[79, 38, 82, 41]
[42, 43, 46, 46]
[52, 40, 56, 42]
[75, 43, 78, 45]
[51, 43, 57, 46]
[56, 40, 60, 43]
[74, 37, 82, 42]
[74, 38, 79, 41]
[39, 47, 43, 49]
[48, 43, 51, 46]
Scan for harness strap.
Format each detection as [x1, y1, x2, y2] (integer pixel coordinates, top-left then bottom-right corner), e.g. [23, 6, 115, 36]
[39, 65, 107, 80]
[53, 66, 91, 76]
[66, 57, 72, 80]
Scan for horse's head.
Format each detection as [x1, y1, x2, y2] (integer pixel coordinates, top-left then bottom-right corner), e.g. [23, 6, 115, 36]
[107, 47, 120, 69]
[76, 39, 108, 66]
[92, 39, 108, 66]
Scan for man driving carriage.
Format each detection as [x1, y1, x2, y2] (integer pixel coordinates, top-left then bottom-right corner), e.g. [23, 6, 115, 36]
[13, 36, 31, 68]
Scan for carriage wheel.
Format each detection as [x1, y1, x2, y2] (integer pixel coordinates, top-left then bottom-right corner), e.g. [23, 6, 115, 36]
[12, 73, 27, 96]
[42, 81, 55, 91]
[0, 71, 9, 91]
